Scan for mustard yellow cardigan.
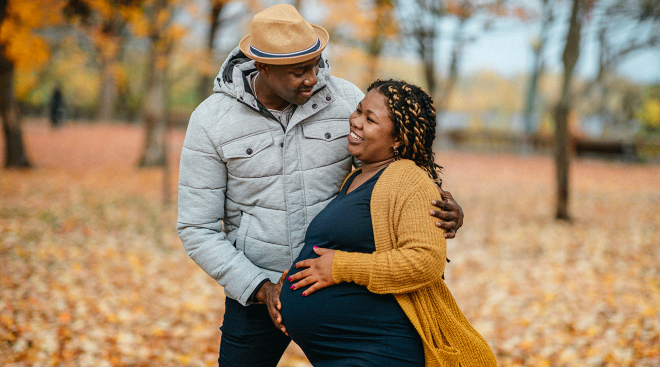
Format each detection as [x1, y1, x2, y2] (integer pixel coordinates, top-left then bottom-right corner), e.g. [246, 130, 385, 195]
[332, 159, 497, 367]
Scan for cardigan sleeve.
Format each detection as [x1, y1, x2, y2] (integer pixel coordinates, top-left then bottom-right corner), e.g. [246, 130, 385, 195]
[332, 170, 447, 294]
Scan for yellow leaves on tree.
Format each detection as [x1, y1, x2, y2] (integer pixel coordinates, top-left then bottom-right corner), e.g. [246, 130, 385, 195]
[70, 1, 131, 61]
[446, 0, 475, 18]
[124, 7, 148, 37]
[0, 0, 66, 95]
[637, 98, 660, 132]
[140, 0, 189, 64]
[155, 8, 172, 31]
[319, 0, 398, 88]
[322, 0, 397, 43]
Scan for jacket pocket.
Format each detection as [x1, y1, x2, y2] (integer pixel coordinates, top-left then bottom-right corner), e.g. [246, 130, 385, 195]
[299, 119, 351, 169]
[234, 211, 251, 253]
[301, 119, 349, 141]
[220, 131, 279, 177]
[222, 131, 273, 159]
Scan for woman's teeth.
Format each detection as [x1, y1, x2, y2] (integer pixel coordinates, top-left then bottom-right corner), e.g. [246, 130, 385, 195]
[350, 131, 363, 141]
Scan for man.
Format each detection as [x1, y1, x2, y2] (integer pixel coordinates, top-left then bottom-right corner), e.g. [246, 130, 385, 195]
[177, 4, 463, 366]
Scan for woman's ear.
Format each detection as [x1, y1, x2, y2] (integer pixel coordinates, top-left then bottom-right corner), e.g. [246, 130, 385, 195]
[392, 138, 402, 150]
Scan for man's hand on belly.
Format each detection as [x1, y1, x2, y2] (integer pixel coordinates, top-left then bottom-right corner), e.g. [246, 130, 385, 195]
[255, 270, 289, 336]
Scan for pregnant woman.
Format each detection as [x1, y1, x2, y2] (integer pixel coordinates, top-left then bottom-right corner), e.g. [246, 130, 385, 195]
[279, 80, 497, 367]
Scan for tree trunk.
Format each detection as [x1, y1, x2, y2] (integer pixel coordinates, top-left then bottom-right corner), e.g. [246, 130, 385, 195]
[420, 30, 436, 97]
[197, 0, 225, 103]
[139, 0, 171, 167]
[364, 37, 383, 87]
[138, 51, 167, 167]
[522, 0, 551, 153]
[554, 0, 582, 221]
[0, 43, 30, 168]
[522, 59, 541, 133]
[554, 101, 570, 219]
[97, 55, 117, 122]
[437, 14, 467, 113]
[364, 0, 391, 86]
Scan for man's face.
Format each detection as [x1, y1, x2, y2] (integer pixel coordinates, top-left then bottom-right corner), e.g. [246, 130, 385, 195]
[261, 56, 320, 106]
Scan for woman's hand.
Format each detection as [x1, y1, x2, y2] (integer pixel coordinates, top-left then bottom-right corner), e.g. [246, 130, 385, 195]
[288, 247, 336, 296]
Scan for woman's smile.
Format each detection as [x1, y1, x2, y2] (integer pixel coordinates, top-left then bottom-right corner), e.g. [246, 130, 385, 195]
[348, 130, 363, 142]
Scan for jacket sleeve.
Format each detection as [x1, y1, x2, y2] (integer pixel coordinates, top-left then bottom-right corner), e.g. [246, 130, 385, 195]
[177, 110, 269, 305]
[332, 173, 446, 294]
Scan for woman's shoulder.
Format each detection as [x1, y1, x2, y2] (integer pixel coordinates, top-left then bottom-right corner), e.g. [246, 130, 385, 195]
[386, 159, 434, 182]
[379, 160, 438, 194]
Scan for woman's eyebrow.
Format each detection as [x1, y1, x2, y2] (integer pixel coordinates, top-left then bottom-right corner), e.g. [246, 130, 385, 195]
[363, 107, 383, 120]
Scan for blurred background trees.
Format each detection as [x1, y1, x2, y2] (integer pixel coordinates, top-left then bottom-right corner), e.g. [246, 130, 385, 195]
[0, 0, 66, 168]
[1, 0, 659, 217]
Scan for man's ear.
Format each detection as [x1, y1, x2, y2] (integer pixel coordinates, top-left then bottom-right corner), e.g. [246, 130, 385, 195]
[254, 62, 268, 75]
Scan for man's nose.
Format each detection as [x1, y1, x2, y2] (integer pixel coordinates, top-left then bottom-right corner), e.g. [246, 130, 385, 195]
[304, 70, 317, 86]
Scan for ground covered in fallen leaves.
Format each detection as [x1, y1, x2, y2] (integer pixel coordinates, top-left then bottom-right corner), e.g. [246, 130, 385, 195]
[1, 119, 659, 366]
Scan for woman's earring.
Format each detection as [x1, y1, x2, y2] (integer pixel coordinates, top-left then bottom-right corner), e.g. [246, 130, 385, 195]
[393, 146, 400, 160]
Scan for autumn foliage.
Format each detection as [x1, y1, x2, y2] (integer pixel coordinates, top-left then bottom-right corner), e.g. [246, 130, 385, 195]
[0, 0, 65, 75]
[1, 120, 659, 366]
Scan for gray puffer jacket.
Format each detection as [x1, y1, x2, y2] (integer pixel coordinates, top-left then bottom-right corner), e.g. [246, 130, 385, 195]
[177, 47, 364, 305]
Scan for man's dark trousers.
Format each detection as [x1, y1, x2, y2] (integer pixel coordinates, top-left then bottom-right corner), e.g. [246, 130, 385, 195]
[218, 297, 291, 366]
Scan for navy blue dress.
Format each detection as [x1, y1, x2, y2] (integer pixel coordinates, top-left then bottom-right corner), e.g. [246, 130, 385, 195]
[280, 169, 425, 367]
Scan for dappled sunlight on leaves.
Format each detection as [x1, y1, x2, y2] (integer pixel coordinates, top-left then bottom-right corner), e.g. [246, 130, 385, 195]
[1, 120, 659, 366]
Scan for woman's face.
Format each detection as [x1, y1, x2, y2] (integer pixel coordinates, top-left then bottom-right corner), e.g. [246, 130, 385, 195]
[347, 90, 401, 164]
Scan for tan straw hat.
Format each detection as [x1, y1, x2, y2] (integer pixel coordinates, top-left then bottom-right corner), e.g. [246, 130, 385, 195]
[239, 4, 329, 65]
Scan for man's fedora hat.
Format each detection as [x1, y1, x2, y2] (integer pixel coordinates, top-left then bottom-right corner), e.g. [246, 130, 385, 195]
[239, 4, 329, 65]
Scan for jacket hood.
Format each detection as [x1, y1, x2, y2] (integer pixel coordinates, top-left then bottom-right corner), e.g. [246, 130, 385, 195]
[213, 46, 331, 110]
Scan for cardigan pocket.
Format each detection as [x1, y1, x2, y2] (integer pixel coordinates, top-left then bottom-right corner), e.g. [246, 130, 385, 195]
[424, 295, 462, 366]
[431, 343, 461, 366]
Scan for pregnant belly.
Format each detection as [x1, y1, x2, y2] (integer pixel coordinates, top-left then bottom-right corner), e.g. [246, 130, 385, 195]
[279, 281, 411, 346]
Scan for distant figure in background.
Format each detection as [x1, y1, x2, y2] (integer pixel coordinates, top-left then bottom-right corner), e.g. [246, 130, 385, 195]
[49, 85, 64, 128]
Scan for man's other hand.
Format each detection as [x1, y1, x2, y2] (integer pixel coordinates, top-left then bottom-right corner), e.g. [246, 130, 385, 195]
[430, 188, 464, 239]
[255, 270, 289, 335]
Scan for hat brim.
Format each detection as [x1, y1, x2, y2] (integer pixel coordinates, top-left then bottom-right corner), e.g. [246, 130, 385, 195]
[239, 24, 328, 65]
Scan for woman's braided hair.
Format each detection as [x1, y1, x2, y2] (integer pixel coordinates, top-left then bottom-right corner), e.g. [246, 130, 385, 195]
[368, 79, 443, 186]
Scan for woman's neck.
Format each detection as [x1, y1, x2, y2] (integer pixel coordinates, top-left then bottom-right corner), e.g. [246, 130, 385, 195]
[346, 158, 395, 194]
[360, 158, 395, 176]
